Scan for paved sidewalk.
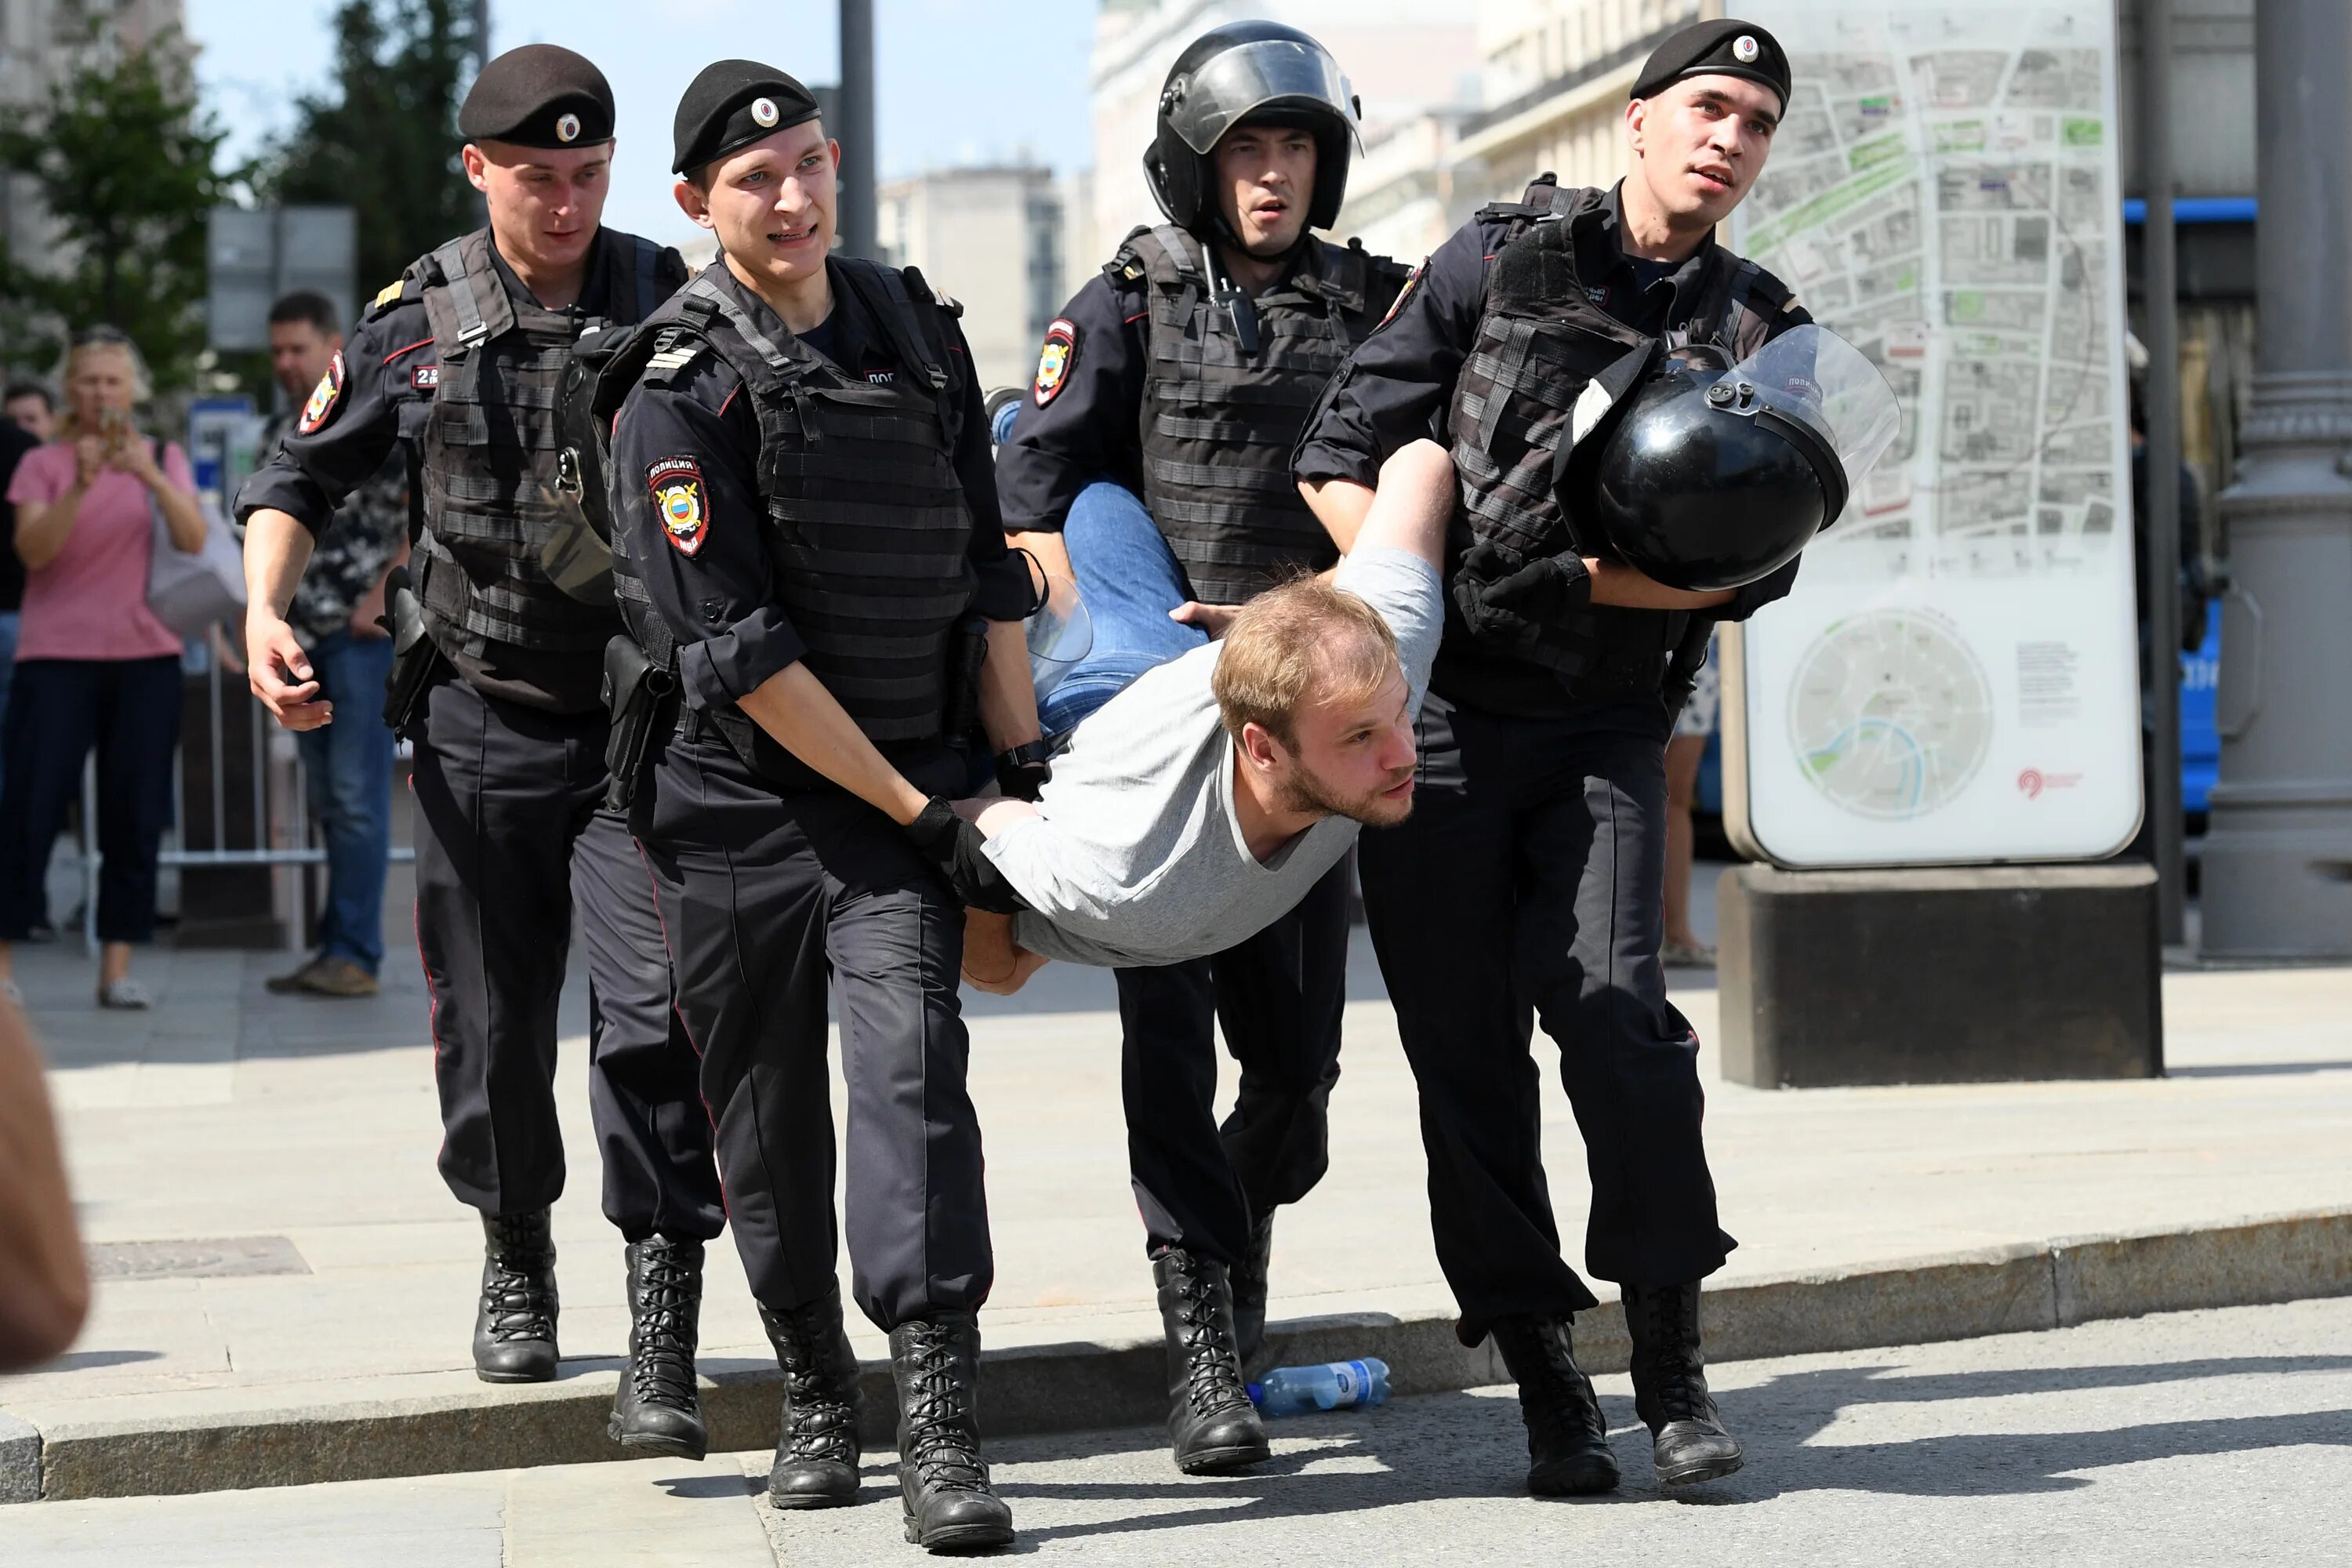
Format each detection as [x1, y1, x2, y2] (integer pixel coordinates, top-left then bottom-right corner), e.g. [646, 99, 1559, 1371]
[5, 884, 2351, 1497]
[5, 1296, 2347, 1565]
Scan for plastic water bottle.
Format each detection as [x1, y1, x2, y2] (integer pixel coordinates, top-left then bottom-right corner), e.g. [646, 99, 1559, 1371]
[1247, 1358, 1391, 1417]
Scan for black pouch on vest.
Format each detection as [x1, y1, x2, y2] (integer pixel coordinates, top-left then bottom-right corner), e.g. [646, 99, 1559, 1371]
[940, 613, 990, 753]
[378, 565, 448, 742]
[599, 634, 673, 812]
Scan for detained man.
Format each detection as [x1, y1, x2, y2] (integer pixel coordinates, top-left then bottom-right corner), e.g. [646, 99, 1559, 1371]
[937, 438, 1450, 990]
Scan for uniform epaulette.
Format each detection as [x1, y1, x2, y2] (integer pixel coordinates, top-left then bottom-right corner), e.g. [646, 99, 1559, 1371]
[365, 276, 418, 318]
[640, 325, 707, 387]
[901, 266, 963, 319]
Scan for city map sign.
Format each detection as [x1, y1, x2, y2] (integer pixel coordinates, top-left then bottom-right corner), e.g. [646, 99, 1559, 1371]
[1721, 2, 2143, 867]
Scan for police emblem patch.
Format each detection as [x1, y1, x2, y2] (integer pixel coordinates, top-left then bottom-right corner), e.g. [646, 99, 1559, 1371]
[648, 456, 709, 556]
[1733, 34, 1760, 64]
[557, 112, 582, 143]
[752, 96, 780, 128]
[1033, 318, 1078, 407]
[297, 351, 346, 434]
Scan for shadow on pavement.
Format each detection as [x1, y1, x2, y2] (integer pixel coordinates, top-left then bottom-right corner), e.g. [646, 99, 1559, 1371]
[952, 1353, 2352, 1545]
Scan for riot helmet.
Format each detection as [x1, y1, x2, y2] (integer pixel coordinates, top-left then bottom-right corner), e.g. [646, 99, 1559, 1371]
[1143, 22, 1363, 239]
[1575, 325, 1899, 592]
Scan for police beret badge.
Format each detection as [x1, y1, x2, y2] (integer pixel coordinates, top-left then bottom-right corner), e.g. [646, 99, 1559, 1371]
[1733, 34, 1760, 64]
[297, 350, 346, 434]
[648, 455, 708, 556]
[556, 111, 582, 143]
[1033, 318, 1078, 408]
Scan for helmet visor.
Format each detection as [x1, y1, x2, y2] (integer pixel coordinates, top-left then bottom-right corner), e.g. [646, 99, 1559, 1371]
[1166, 38, 1361, 155]
[1722, 325, 1901, 510]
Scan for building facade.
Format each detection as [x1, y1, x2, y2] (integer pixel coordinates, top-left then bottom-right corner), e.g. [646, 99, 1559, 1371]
[877, 165, 1065, 395]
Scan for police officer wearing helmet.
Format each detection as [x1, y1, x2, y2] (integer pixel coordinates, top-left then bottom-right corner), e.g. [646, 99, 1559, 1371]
[995, 20, 1411, 1479]
[599, 61, 1040, 1552]
[1294, 20, 1813, 1497]
[238, 45, 725, 1457]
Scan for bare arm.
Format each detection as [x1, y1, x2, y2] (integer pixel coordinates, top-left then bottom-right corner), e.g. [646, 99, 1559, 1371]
[737, 663, 932, 826]
[1007, 528, 1073, 590]
[121, 440, 208, 554]
[0, 1005, 89, 1370]
[978, 616, 1041, 754]
[242, 507, 328, 729]
[1301, 475, 1376, 554]
[13, 438, 98, 571]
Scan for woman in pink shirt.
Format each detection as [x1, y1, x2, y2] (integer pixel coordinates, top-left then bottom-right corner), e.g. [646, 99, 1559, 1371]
[0, 329, 209, 1008]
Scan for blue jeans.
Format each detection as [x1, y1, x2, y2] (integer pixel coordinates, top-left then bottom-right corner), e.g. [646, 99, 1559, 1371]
[294, 630, 397, 972]
[1038, 481, 1208, 739]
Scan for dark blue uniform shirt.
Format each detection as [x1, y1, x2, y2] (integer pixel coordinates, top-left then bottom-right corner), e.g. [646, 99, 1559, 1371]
[1295, 181, 1810, 717]
[993, 265, 1154, 534]
[610, 260, 1025, 723]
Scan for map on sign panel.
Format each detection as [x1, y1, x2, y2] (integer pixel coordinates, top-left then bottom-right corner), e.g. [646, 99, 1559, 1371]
[1739, 20, 2119, 583]
[1788, 607, 1994, 819]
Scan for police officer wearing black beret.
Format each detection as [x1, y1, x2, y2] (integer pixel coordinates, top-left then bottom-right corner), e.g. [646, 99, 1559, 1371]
[1294, 19, 1809, 1496]
[598, 60, 1040, 1553]
[995, 20, 1411, 1478]
[240, 44, 725, 1457]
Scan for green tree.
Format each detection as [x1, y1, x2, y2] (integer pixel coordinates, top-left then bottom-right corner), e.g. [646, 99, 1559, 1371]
[260, 0, 478, 299]
[0, 9, 230, 390]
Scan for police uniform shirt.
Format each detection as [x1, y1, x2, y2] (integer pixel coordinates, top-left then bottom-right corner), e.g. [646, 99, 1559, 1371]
[612, 260, 1023, 764]
[238, 229, 666, 713]
[1294, 180, 1812, 717]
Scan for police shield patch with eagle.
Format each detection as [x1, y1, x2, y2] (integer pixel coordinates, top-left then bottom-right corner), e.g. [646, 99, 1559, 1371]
[647, 456, 709, 556]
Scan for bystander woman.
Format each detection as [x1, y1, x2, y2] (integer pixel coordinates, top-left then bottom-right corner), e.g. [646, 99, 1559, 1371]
[0, 328, 208, 1008]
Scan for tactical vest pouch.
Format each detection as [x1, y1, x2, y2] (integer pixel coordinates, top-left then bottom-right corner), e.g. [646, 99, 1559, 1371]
[378, 565, 448, 742]
[939, 613, 990, 754]
[600, 633, 674, 811]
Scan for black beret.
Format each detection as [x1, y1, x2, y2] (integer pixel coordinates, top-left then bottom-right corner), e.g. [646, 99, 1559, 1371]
[672, 60, 823, 176]
[459, 44, 615, 148]
[1631, 19, 1791, 114]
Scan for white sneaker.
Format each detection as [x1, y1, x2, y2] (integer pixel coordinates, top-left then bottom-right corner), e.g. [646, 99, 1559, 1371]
[97, 977, 153, 1010]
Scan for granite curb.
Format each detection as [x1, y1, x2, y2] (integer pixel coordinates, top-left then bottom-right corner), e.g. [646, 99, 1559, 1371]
[6, 1204, 2348, 1503]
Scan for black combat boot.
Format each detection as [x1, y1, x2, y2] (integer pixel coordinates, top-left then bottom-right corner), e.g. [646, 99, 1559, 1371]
[1153, 1247, 1271, 1475]
[1229, 1210, 1277, 1371]
[473, 1209, 558, 1383]
[757, 1287, 864, 1509]
[1490, 1313, 1621, 1497]
[608, 1236, 706, 1460]
[1624, 1281, 1743, 1485]
[890, 1312, 1014, 1553]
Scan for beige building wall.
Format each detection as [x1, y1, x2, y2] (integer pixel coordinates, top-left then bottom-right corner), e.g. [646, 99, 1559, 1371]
[877, 166, 1065, 395]
[1083, 0, 1480, 270]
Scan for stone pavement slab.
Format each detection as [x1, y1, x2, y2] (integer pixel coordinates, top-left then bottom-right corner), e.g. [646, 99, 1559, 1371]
[4, 920, 2351, 1497]
[5, 1297, 2347, 1565]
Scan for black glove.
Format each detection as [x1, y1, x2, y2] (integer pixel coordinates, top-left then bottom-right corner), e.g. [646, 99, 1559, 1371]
[1457, 543, 1593, 641]
[905, 796, 1028, 913]
[994, 739, 1052, 802]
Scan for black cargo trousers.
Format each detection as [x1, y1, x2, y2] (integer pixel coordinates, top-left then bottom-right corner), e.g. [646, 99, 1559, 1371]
[1356, 689, 1734, 1346]
[409, 670, 724, 1242]
[633, 724, 992, 1329]
[1114, 859, 1352, 1266]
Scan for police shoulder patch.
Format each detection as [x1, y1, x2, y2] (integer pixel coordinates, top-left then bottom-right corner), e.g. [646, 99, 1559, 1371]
[1377, 261, 1425, 331]
[297, 350, 347, 434]
[647, 456, 708, 556]
[1033, 318, 1079, 408]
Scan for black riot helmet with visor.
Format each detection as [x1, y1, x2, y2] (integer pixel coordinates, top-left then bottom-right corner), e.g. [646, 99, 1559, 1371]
[1566, 325, 1900, 592]
[1143, 21, 1363, 239]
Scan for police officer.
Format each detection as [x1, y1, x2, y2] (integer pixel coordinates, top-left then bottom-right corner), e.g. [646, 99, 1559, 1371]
[239, 46, 726, 1460]
[599, 62, 1039, 1552]
[996, 20, 1410, 1476]
[1294, 20, 1809, 1496]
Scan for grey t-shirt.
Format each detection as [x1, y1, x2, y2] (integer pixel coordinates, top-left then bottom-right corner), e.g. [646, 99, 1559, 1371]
[988, 547, 1443, 968]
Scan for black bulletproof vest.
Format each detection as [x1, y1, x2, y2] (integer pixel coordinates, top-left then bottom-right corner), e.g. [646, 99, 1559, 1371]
[1448, 180, 1788, 701]
[610, 262, 976, 745]
[414, 227, 665, 655]
[1124, 225, 1409, 607]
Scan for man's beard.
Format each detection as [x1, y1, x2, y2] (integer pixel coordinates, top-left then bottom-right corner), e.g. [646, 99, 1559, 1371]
[1275, 760, 1415, 828]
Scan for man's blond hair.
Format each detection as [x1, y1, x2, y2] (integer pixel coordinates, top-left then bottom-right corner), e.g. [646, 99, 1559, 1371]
[1212, 576, 1399, 749]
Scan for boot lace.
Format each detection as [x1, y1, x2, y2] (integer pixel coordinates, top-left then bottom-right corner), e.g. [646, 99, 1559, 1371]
[897, 1323, 989, 1493]
[1167, 1263, 1250, 1417]
[1492, 1316, 1606, 1446]
[1628, 1287, 1715, 1425]
[483, 1214, 555, 1345]
[628, 1243, 699, 1408]
[767, 1301, 858, 1467]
